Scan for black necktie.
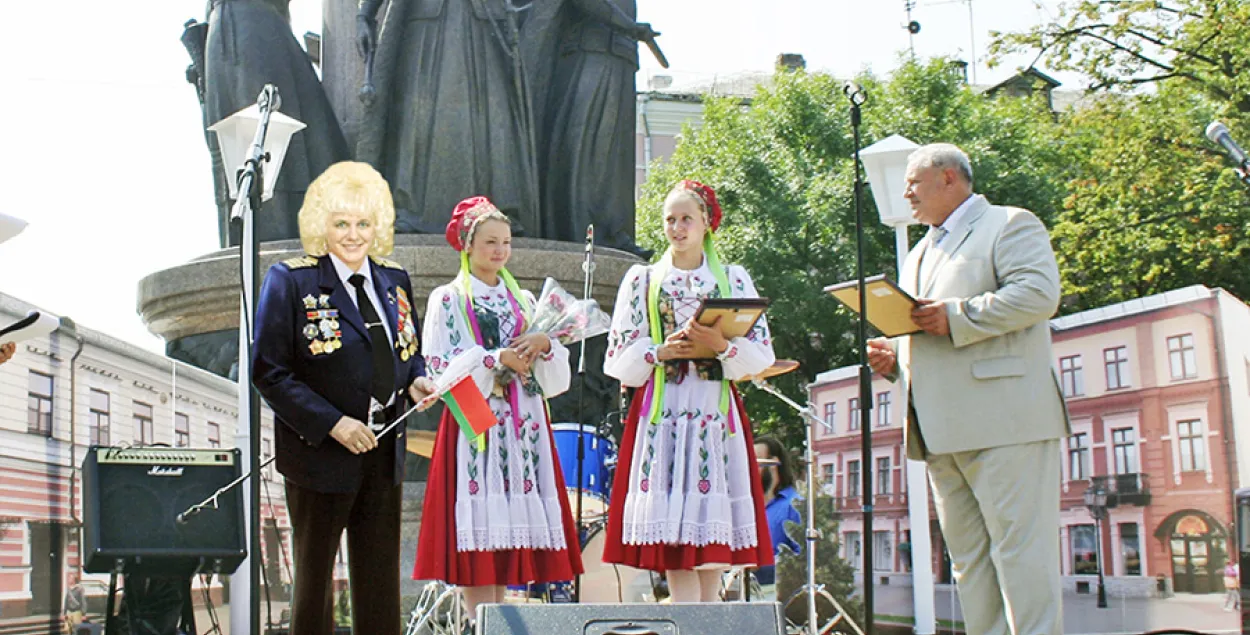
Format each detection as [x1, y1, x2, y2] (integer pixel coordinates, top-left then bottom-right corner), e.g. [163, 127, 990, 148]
[349, 274, 395, 406]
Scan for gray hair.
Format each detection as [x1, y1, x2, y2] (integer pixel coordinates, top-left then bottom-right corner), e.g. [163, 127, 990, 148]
[907, 143, 974, 186]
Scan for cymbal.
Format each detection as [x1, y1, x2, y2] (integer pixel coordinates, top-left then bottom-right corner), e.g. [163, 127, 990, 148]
[405, 430, 437, 458]
[743, 359, 800, 382]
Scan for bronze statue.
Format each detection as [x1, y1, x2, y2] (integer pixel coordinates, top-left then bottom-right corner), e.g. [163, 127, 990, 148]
[354, 0, 541, 235]
[193, 0, 349, 246]
[535, 0, 657, 254]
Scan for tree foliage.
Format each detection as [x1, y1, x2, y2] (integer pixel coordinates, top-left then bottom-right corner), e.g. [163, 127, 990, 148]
[1048, 83, 1250, 310]
[988, 0, 1250, 112]
[636, 59, 1062, 450]
[988, 0, 1250, 310]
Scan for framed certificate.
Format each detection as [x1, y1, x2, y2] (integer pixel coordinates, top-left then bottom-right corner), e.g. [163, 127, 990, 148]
[681, 297, 771, 359]
[824, 275, 922, 337]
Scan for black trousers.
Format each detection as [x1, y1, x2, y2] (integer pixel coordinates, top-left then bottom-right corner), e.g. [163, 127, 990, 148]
[285, 435, 401, 635]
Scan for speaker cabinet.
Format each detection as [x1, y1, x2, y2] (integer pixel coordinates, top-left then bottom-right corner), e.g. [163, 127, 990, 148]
[476, 602, 785, 635]
[82, 446, 247, 576]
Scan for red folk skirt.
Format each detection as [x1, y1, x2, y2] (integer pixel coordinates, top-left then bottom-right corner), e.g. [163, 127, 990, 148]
[602, 384, 774, 572]
[413, 408, 584, 586]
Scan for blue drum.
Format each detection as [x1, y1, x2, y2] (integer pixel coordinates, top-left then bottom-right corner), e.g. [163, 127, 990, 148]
[551, 423, 616, 520]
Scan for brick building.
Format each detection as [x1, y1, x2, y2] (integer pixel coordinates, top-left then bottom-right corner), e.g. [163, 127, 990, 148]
[0, 293, 298, 631]
[809, 285, 1250, 597]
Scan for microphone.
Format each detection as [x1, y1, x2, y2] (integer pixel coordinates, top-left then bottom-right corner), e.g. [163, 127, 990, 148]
[1205, 121, 1249, 168]
[843, 81, 867, 106]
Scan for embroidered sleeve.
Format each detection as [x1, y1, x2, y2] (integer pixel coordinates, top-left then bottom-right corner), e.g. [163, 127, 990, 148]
[717, 265, 775, 380]
[603, 264, 659, 388]
[422, 284, 496, 398]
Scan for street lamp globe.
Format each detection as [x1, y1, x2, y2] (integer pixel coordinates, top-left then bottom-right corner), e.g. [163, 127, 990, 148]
[860, 134, 920, 228]
[0, 212, 28, 245]
[208, 103, 306, 201]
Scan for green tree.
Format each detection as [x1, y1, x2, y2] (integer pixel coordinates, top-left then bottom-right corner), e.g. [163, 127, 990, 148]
[988, 0, 1250, 112]
[1048, 83, 1250, 309]
[989, 0, 1250, 310]
[637, 58, 1064, 448]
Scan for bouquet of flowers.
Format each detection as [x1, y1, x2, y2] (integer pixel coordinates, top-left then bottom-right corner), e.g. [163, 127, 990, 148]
[526, 277, 611, 345]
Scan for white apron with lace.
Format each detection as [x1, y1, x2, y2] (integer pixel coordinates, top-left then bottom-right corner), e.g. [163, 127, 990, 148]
[604, 259, 775, 549]
[423, 275, 571, 552]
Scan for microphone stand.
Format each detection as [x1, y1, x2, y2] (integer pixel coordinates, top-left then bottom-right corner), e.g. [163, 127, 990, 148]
[844, 81, 876, 635]
[751, 378, 864, 635]
[573, 224, 595, 602]
[178, 401, 419, 524]
[229, 83, 279, 635]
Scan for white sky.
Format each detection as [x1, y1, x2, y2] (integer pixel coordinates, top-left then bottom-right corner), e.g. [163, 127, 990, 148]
[0, 0, 1072, 354]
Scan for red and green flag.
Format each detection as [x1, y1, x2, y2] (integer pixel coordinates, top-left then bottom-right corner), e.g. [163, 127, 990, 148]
[442, 374, 493, 444]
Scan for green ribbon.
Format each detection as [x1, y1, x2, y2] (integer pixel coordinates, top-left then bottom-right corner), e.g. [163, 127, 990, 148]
[646, 234, 733, 430]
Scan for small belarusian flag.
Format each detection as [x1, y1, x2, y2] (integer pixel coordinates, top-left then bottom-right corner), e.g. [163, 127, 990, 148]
[442, 374, 494, 442]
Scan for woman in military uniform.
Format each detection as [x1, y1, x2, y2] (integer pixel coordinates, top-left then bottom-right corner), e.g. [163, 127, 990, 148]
[252, 161, 435, 635]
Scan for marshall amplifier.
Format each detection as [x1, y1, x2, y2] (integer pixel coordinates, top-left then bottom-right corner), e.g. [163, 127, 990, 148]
[82, 446, 247, 576]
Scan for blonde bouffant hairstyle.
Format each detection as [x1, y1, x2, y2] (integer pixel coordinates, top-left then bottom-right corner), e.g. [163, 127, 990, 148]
[298, 161, 396, 257]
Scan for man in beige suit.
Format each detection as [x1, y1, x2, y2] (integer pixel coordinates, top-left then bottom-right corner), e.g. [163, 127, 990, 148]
[867, 143, 1069, 635]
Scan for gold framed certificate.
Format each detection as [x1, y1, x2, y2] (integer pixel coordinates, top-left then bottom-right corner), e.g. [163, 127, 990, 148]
[681, 297, 771, 359]
[824, 275, 922, 337]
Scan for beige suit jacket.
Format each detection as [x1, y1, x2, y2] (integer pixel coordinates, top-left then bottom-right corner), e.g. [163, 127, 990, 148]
[896, 195, 1070, 461]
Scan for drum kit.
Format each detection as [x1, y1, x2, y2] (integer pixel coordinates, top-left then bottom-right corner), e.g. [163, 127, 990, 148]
[403, 359, 863, 635]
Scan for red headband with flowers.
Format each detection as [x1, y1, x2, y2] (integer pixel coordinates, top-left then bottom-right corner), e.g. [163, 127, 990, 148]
[679, 180, 723, 232]
[445, 196, 500, 252]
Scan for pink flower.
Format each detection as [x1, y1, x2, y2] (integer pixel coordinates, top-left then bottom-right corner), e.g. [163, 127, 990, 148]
[468, 480, 480, 495]
[531, 422, 540, 431]
[640, 478, 650, 493]
[644, 351, 656, 364]
[442, 294, 451, 303]
[523, 479, 534, 493]
[484, 355, 496, 369]
[698, 479, 710, 494]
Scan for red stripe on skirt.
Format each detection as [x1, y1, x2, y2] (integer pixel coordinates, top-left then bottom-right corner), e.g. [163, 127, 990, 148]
[413, 408, 585, 586]
[602, 383, 774, 572]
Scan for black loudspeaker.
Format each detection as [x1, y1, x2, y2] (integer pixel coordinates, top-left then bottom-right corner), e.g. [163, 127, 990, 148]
[82, 446, 247, 576]
[476, 602, 785, 635]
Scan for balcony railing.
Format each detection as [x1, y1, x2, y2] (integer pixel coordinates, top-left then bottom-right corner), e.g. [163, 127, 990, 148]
[1090, 473, 1151, 507]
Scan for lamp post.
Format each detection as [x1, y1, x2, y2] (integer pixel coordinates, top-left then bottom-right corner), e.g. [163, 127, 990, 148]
[1083, 484, 1110, 608]
[0, 212, 28, 245]
[208, 85, 304, 635]
[860, 134, 936, 635]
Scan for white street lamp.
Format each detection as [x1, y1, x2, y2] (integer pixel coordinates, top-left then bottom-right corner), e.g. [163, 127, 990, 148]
[861, 133, 936, 635]
[0, 212, 29, 245]
[209, 102, 306, 202]
[861, 134, 920, 228]
[208, 85, 302, 635]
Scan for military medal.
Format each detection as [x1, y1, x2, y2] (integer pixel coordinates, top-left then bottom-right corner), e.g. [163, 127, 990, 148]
[302, 295, 318, 309]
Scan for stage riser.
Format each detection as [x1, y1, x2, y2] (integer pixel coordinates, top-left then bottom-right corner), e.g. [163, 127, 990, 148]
[476, 602, 786, 635]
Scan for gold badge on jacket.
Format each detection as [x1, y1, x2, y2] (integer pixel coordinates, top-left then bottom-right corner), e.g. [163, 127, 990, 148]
[303, 294, 341, 355]
[394, 288, 419, 362]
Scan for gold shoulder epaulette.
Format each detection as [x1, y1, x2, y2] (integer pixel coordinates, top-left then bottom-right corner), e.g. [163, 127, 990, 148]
[371, 256, 403, 269]
[282, 256, 319, 269]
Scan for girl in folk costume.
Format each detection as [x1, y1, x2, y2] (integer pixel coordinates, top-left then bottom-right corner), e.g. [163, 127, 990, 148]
[414, 197, 583, 613]
[602, 180, 776, 602]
